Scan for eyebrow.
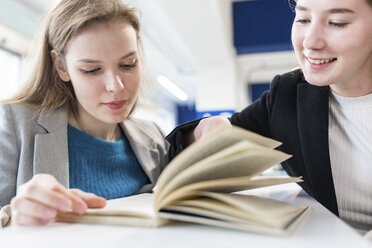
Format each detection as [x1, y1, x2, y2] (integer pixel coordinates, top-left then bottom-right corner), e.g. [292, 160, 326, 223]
[77, 51, 137, 63]
[295, 5, 355, 14]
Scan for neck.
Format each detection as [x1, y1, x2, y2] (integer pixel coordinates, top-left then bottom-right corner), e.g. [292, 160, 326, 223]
[68, 108, 120, 142]
[330, 84, 372, 98]
[330, 71, 372, 97]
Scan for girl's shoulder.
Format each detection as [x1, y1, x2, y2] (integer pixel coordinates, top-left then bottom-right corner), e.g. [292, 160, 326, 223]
[0, 102, 41, 122]
[273, 68, 306, 86]
[0, 102, 68, 132]
[122, 118, 169, 153]
[267, 68, 308, 97]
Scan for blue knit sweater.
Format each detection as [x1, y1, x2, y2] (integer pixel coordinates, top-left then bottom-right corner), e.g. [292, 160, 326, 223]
[67, 124, 150, 200]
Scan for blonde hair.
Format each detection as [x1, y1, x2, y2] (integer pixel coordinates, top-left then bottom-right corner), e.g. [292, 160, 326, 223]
[4, 0, 143, 115]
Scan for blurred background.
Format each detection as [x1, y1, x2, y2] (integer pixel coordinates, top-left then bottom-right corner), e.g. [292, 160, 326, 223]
[0, 0, 298, 135]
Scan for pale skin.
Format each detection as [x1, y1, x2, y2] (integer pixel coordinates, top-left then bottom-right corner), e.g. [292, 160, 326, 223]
[10, 19, 142, 226]
[191, 0, 372, 141]
[292, 0, 372, 97]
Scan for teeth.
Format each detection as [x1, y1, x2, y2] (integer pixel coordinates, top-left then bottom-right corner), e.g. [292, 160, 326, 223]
[307, 57, 335, 64]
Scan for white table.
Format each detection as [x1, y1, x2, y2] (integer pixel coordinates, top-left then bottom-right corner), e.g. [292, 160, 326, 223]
[1, 189, 371, 248]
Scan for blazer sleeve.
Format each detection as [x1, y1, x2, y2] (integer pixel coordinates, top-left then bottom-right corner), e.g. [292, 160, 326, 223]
[165, 119, 202, 161]
[0, 104, 20, 208]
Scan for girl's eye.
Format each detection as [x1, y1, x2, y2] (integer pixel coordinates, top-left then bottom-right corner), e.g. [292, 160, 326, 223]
[80, 68, 101, 74]
[329, 22, 349, 28]
[295, 19, 310, 24]
[120, 62, 137, 69]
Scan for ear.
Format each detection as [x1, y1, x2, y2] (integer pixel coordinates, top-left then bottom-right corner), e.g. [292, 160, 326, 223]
[50, 50, 71, 82]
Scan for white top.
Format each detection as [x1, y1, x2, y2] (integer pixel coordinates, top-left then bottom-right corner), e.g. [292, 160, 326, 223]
[329, 91, 372, 232]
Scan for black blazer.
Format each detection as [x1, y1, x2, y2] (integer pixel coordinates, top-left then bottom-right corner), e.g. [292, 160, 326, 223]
[166, 69, 339, 216]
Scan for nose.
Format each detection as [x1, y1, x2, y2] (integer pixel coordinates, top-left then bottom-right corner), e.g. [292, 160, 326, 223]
[303, 21, 326, 51]
[105, 71, 124, 93]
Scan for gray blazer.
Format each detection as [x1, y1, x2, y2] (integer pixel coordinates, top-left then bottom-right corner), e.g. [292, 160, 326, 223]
[0, 103, 169, 225]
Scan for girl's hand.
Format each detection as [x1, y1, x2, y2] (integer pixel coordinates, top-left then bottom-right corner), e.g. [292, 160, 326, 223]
[190, 116, 232, 143]
[10, 174, 106, 226]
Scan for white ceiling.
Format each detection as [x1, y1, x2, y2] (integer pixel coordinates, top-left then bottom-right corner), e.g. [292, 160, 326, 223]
[15, 0, 60, 14]
[154, 0, 235, 67]
[126, 0, 237, 105]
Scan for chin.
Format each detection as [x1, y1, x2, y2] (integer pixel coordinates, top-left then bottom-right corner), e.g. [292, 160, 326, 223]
[112, 112, 130, 123]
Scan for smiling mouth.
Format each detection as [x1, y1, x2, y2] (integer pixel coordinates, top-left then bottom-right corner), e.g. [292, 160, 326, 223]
[306, 57, 337, 65]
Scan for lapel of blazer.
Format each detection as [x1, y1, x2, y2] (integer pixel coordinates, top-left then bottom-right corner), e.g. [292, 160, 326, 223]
[33, 104, 69, 187]
[120, 119, 160, 185]
[297, 83, 338, 215]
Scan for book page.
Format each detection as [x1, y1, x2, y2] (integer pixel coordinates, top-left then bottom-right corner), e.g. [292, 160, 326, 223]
[155, 125, 282, 196]
[157, 177, 302, 208]
[194, 191, 306, 226]
[158, 206, 310, 236]
[162, 196, 304, 229]
[158, 191, 310, 235]
[56, 193, 162, 227]
[155, 141, 290, 204]
[87, 193, 155, 216]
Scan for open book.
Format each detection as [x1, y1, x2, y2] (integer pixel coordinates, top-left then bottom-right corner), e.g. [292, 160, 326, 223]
[57, 125, 310, 235]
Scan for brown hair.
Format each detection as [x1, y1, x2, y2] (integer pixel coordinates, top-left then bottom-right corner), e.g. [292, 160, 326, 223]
[290, 0, 372, 7]
[4, 0, 142, 115]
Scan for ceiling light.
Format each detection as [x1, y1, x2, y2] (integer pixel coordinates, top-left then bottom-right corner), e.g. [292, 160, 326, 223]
[157, 75, 188, 101]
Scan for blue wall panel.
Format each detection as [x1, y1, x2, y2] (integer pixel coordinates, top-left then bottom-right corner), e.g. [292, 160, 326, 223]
[250, 83, 270, 102]
[177, 104, 196, 125]
[233, 0, 295, 54]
